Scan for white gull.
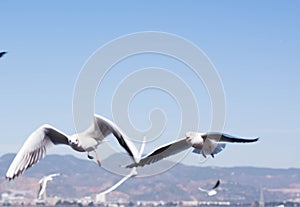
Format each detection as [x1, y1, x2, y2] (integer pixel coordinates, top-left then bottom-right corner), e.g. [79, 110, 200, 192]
[198, 179, 220, 196]
[37, 173, 61, 200]
[6, 114, 139, 180]
[126, 132, 259, 168]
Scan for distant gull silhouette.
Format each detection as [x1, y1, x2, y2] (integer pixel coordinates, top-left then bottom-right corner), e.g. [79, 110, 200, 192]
[6, 114, 140, 180]
[127, 132, 259, 168]
[198, 179, 221, 196]
[37, 173, 61, 200]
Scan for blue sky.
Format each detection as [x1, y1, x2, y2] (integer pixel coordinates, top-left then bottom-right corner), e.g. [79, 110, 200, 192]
[0, 1, 299, 168]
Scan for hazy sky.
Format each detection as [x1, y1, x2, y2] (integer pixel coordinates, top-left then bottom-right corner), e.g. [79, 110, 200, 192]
[0, 1, 299, 169]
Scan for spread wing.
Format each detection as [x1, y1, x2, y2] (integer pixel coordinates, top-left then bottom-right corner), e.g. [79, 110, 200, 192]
[202, 132, 259, 143]
[198, 187, 209, 193]
[48, 173, 61, 179]
[83, 114, 140, 162]
[99, 168, 137, 195]
[6, 125, 69, 180]
[126, 138, 192, 168]
[212, 179, 221, 190]
[198, 180, 220, 194]
[37, 181, 44, 199]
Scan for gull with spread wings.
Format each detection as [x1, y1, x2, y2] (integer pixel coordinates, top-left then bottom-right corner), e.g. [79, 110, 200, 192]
[198, 179, 221, 196]
[127, 132, 259, 168]
[6, 114, 140, 180]
[37, 173, 61, 200]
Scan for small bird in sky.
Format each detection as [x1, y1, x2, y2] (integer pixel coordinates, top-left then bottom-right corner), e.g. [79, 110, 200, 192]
[198, 179, 221, 196]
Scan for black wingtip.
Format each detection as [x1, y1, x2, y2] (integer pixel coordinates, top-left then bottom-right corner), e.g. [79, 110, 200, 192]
[242, 137, 260, 143]
[214, 179, 221, 189]
[5, 176, 13, 181]
[0, 51, 7, 58]
[251, 137, 260, 142]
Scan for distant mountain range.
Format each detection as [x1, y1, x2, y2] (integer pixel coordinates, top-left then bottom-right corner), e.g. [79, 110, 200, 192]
[1, 153, 300, 203]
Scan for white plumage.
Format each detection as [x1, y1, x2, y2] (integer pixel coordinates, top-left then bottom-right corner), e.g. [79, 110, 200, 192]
[98, 167, 138, 196]
[37, 173, 61, 200]
[127, 132, 259, 168]
[6, 114, 140, 180]
[198, 179, 221, 196]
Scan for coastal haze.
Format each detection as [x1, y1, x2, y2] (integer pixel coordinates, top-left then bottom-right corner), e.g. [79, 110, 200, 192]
[1, 154, 300, 205]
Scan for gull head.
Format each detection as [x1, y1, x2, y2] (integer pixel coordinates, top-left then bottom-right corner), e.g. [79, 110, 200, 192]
[68, 135, 86, 152]
[68, 136, 79, 147]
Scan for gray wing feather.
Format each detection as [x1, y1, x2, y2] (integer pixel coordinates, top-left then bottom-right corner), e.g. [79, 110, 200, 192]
[127, 138, 191, 168]
[6, 124, 69, 180]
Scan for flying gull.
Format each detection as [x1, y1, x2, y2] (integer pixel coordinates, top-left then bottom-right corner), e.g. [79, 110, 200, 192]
[126, 132, 259, 168]
[37, 173, 61, 200]
[6, 114, 140, 180]
[198, 179, 221, 196]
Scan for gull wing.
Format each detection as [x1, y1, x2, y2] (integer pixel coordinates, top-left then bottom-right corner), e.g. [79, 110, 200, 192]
[202, 132, 259, 143]
[84, 114, 140, 162]
[98, 168, 137, 195]
[198, 180, 220, 196]
[6, 125, 69, 180]
[105, 137, 144, 194]
[198, 187, 209, 193]
[127, 138, 192, 168]
[212, 179, 221, 190]
[48, 173, 61, 179]
[37, 180, 44, 199]
[37, 173, 60, 199]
